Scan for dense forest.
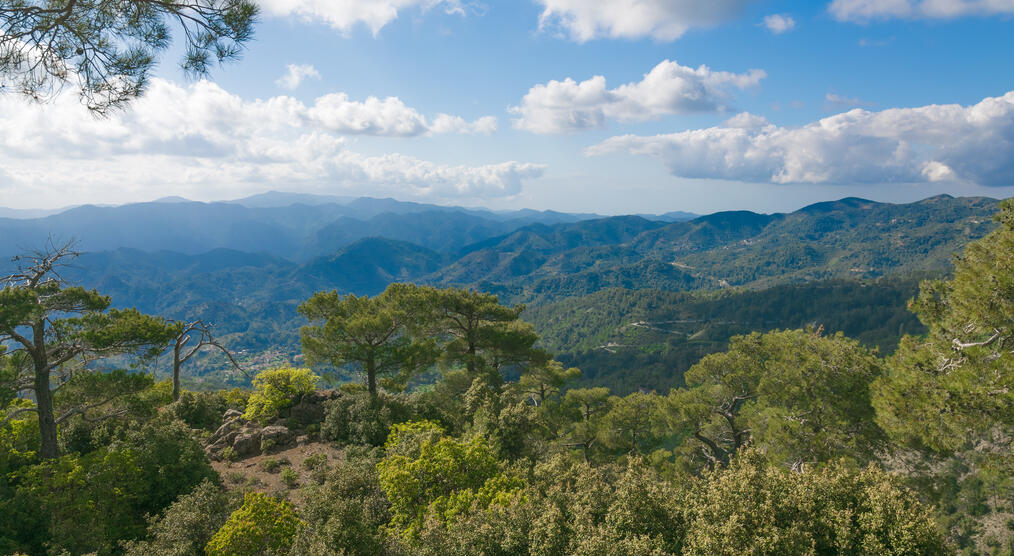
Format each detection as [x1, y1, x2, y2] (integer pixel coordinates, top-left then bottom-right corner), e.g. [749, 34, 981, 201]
[1, 200, 1013, 555]
[528, 276, 930, 393]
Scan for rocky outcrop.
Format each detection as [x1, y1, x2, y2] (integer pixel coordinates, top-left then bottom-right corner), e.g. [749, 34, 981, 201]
[204, 395, 334, 460]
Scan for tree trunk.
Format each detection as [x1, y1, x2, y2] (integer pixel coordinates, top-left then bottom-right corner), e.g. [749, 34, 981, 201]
[366, 354, 377, 396]
[172, 344, 182, 402]
[35, 363, 58, 459]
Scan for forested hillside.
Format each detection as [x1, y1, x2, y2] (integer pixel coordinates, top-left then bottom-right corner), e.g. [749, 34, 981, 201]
[527, 277, 929, 393]
[0, 194, 991, 389]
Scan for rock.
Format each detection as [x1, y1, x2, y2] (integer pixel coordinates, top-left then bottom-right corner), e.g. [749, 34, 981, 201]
[261, 425, 294, 447]
[232, 431, 262, 458]
[290, 400, 324, 425]
[296, 435, 309, 446]
[223, 409, 243, 420]
[290, 390, 340, 425]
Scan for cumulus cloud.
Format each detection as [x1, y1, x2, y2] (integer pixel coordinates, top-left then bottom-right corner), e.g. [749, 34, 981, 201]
[586, 91, 1014, 186]
[535, 0, 755, 42]
[303, 93, 496, 136]
[510, 60, 765, 135]
[275, 64, 322, 89]
[762, 13, 796, 33]
[0, 79, 534, 203]
[830, 0, 1014, 21]
[258, 0, 463, 35]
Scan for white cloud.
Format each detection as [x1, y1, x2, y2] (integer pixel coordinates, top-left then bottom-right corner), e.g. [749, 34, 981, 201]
[0, 79, 534, 204]
[275, 64, 322, 89]
[510, 60, 765, 135]
[762, 13, 796, 33]
[830, 0, 1014, 21]
[258, 0, 463, 35]
[535, 0, 755, 42]
[586, 91, 1014, 186]
[305, 93, 496, 137]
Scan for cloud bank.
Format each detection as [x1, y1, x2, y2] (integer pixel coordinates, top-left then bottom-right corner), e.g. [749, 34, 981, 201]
[587, 91, 1014, 186]
[535, 0, 754, 42]
[830, 0, 1014, 21]
[511, 60, 765, 134]
[0, 79, 535, 203]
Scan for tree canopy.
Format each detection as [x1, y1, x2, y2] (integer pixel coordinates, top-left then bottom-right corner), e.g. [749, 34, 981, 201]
[0, 0, 258, 113]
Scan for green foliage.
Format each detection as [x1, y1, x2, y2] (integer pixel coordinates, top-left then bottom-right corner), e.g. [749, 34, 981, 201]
[559, 387, 612, 463]
[376, 421, 518, 538]
[55, 370, 165, 454]
[167, 390, 229, 431]
[280, 467, 299, 488]
[321, 390, 420, 447]
[293, 452, 391, 555]
[243, 367, 319, 423]
[518, 359, 581, 406]
[875, 199, 1014, 454]
[682, 451, 950, 555]
[1, 248, 180, 459]
[205, 492, 304, 556]
[122, 480, 233, 556]
[421, 287, 548, 386]
[0, 0, 258, 113]
[5, 418, 216, 554]
[670, 329, 887, 471]
[602, 391, 668, 456]
[259, 457, 287, 473]
[528, 277, 928, 394]
[300, 283, 438, 395]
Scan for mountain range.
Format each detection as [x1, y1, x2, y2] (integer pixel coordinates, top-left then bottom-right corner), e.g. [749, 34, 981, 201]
[0, 192, 1000, 388]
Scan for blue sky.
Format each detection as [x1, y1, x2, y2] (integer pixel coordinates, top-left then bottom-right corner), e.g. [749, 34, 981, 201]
[3, 0, 1014, 214]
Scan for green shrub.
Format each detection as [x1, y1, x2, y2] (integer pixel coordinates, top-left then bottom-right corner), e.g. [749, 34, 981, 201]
[321, 391, 418, 447]
[302, 453, 328, 471]
[205, 492, 304, 556]
[243, 367, 319, 424]
[259, 457, 287, 474]
[9, 419, 217, 555]
[291, 453, 391, 555]
[280, 467, 299, 489]
[122, 480, 233, 556]
[168, 391, 227, 431]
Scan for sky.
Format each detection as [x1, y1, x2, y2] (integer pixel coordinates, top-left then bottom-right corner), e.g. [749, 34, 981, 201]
[3, 0, 1014, 215]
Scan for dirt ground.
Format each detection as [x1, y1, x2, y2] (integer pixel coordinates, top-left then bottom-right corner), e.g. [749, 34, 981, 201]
[211, 441, 343, 504]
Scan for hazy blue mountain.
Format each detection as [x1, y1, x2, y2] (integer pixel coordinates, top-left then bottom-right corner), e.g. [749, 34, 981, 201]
[297, 237, 448, 296]
[0, 207, 74, 219]
[0, 195, 604, 261]
[228, 190, 355, 207]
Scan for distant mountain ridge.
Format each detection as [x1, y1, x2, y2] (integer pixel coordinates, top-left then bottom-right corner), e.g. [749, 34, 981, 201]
[0, 194, 608, 261]
[1, 193, 998, 386]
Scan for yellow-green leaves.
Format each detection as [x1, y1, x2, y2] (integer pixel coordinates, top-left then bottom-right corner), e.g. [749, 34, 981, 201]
[243, 367, 319, 423]
[205, 492, 304, 556]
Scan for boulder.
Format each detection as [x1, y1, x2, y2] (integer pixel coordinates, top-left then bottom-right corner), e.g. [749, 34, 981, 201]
[232, 431, 262, 458]
[223, 409, 244, 420]
[261, 425, 294, 447]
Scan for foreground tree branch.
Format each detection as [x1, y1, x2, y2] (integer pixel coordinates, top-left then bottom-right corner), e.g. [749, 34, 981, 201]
[0, 0, 258, 113]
